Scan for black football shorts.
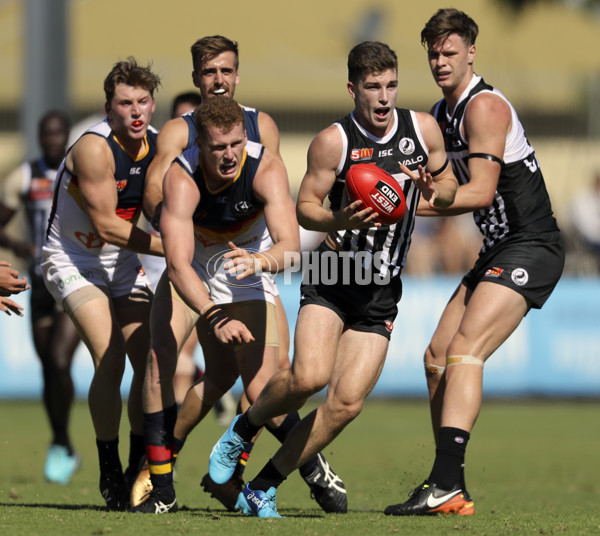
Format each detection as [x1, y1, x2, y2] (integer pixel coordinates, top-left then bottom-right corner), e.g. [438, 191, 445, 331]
[463, 230, 565, 309]
[299, 248, 402, 340]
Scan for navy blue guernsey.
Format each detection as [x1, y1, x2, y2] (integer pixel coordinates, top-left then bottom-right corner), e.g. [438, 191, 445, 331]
[175, 141, 265, 233]
[431, 75, 559, 253]
[99, 129, 158, 221]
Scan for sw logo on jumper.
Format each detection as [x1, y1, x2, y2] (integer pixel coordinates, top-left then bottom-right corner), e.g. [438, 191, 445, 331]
[369, 180, 401, 215]
[485, 267, 504, 278]
[350, 148, 374, 161]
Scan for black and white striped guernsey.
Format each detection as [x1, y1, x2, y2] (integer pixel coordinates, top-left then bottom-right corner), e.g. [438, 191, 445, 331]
[431, 75, 559, 254]
[330, 108, 430, 280]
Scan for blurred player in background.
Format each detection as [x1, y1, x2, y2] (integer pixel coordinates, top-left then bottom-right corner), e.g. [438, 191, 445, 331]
[0, 110, 82, 483]
[210, 41, 457, 517]
[41, 58, 164, 510]
[384, 9, 564, 516]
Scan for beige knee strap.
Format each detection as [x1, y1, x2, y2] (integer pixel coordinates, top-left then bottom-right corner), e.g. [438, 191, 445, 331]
[425, 362, 446, 375]
[447, 355, 484, 367]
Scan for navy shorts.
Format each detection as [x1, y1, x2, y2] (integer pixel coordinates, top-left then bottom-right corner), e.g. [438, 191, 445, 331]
[299, 248, 402, 340]
[463, 230, 565, 309]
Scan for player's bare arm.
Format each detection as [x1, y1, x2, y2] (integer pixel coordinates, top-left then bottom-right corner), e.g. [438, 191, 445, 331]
[143, 116, 190, 225]
[70, 135, 164, 256]
[407, 112, 457, 211]
[461, 91, 510, 207]
[422, 93, 509, 217]
[161, 162, 254, 345]
[297, 126, 379, 232]
[161, 161, 210, 312]
[225, 149, 300, 279]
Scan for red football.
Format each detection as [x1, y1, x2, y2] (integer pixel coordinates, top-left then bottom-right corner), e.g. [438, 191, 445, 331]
[345, 163, 406, 225]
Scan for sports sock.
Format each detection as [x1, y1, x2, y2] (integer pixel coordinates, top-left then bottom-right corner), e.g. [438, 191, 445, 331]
[298, 455, 320, 479]
[428, 426, 470, 491]
[233, 441, 254, 478]
[96, 437, 122, 476]
[460, 463, 469, 495]
[265, 413, 318, 478]
[265, 412, 300, 442]
[143, 404, 177, 491]
[249, 459, 287, 492]
[233, 410, 261, 442]
[171, 436, 186, 466]
[127, 431, 145, 474]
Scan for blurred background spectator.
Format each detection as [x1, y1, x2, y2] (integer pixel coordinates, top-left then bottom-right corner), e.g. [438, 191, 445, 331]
[564, 172, 600, 275]
[404, 215, 481, 276]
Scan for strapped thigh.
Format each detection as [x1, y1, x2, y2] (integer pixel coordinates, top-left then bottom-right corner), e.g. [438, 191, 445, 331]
[62, 285, 109, 316]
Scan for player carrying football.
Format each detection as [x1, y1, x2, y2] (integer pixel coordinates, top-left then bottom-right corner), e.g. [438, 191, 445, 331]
[209, 41, 457, 517]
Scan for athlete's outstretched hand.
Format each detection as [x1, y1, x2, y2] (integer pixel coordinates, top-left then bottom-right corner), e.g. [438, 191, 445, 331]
[401, 164, 438, 208]
[0, 261, 30, 297]
[223, 241, 260, 280]
[0, 296, 24, 317]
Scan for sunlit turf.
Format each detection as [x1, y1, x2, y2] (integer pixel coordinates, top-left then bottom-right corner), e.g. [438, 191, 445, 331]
[1, 398, 598, 535]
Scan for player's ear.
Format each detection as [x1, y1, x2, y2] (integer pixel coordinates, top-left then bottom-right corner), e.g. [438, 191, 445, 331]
[347, 81, 356, 100]
[467, 45, 476, 66]
[192, 70, 200, 88]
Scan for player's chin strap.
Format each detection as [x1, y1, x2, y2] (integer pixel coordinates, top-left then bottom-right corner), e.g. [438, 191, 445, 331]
[425, 354, 484, 375]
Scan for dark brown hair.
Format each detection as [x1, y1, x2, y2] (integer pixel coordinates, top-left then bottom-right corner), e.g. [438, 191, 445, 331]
[421, 8, 479, 49]
[190, 35, 239, 72]
[347, 41, 397, 85]
[103, 57, 161, 104]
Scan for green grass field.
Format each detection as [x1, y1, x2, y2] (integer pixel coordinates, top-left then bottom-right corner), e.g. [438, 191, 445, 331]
[0, 398, 598, 535]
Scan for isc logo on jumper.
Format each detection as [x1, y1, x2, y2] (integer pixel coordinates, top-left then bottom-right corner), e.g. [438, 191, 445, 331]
[369, 180, 401, 215]
[350, 148, 374, 161]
